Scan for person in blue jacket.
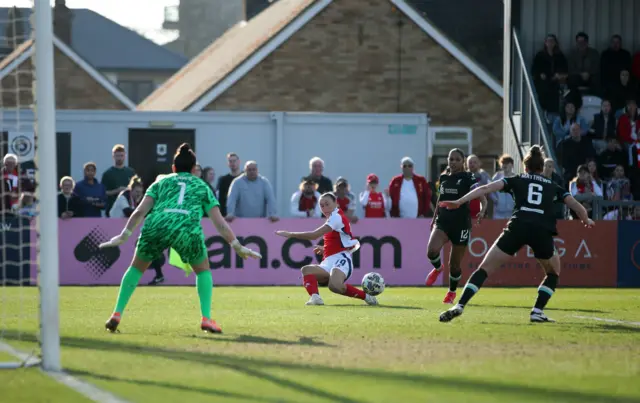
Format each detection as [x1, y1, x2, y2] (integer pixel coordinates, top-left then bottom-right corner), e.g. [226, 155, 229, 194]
[74, 162, 107, 217]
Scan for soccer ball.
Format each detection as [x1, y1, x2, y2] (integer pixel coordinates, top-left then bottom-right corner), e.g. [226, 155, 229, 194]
[361, 272, 385, 296]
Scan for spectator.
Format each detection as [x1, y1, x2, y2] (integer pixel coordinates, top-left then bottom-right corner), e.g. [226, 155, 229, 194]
[359, 174, 390, 218]
[202, 167, 216, 194]
[226, 161, 278, 222]
[1, 153, 34, 213]
[617, 99, 640, 146]
[490, 155, 516, 219]
[193, 163, 202, 179]
[532, 34, 569, 114]
[597, 138, 627, 180]
[109, 175, 144, 218]
[568, 32, 600, 93]
[558, 123, 596, 185]
[57, 176, 83, 219]
[543, 158, 566, 219]
[552, 101, 589, 144]
[101, 144, 135, 217]
[605, 70, 638, 114]
[216, 152, 242, 217]
[290, 178, 321, 218]
[633, 51, 640, 82]
[305, 157, 333, 194]
[15, 192, 37, 218]
[334, 177, 357, 223]
[606, 165, 632, 201]
[627, 139, 640, 199]
[603, 205, 640, 221]
[569, 164, 603, 218]
[74, 162, 107, 218]
[600, 35, 632, 92]
[388, 156, 432, 218]
[586, 159, 603, 190]
[589, 99, 617, 154]
[467, 154, 492, 218]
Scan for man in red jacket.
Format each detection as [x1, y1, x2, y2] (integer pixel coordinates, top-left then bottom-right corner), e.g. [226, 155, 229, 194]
[388, 157, 432, 218]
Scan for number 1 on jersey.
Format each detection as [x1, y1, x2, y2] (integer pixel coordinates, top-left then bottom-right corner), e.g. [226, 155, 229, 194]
[177, 182, 187, 205]
[527, 183, 543, 205]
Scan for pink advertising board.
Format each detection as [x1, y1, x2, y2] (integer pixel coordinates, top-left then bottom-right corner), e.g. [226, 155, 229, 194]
[58, 218, 438, 286]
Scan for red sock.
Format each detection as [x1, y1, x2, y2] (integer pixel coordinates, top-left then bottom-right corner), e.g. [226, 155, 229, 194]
[303, 275, 319, 296]
[344, 284, 366, 300]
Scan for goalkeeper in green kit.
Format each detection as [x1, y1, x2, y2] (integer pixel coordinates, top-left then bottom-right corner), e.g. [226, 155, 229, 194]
[100, 143, 261, 334]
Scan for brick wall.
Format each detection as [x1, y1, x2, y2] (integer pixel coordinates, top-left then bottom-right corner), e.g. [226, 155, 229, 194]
[206, 0, 503, 156]
[0, 47, 128, 110]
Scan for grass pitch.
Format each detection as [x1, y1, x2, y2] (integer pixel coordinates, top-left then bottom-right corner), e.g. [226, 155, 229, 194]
[0, 287, 639, 403]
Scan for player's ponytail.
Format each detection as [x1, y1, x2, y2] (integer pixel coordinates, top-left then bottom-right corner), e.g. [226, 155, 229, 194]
[173, 143, 197, 173]
[523, 145, 545, 173]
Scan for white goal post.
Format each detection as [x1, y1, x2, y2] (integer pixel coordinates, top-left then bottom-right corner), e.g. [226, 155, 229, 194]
[0, 0, 60, 371]
[34, 0, 61, 372]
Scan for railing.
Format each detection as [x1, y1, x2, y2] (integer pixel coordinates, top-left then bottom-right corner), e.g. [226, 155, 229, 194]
[592, 200, 640, 220]
[508, 29, 559, 172]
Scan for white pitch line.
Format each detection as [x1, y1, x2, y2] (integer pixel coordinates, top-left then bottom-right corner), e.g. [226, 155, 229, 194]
[0, 341, 130, 403]
[573, 315, 640, 327]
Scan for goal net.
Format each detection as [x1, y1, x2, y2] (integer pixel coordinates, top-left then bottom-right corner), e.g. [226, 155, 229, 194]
[0, 1, 59, 371]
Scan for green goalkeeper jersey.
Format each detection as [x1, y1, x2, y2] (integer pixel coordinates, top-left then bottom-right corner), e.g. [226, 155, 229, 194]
[146, 172, 219, 224]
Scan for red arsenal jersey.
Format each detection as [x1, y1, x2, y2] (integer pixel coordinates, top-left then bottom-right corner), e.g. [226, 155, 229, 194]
[323, 208, 360, 258]
[364, 191, 386, 218]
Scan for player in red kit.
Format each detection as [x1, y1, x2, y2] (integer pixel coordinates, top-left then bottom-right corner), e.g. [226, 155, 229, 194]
[276, 192, 379, 306]
[359, 174, 390, 218]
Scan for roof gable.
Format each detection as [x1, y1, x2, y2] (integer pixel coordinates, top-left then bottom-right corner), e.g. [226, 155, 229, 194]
[0, 35, 136, 110]
[140, 0, 503, 112]
[138, 0, 322, 111]
[0, 7, 188, 71]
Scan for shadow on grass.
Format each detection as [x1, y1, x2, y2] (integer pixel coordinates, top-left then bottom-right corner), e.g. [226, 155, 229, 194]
[592, 323, 640, 334]
[68, 370, 303, 403]
[4, 331, 638, 403]
[474, 304, 608, 314]
[478, 321, 640, 335]
[188, 334, 335, 347]
[329, 304, 423, 310]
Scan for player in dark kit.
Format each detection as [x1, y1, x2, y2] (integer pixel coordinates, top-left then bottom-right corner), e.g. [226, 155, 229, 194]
[425, 148, 487, 304]
[438, 146, 594, 323]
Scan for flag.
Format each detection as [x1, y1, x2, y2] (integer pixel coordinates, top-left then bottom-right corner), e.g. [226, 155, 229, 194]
[169, 248, 192, 277]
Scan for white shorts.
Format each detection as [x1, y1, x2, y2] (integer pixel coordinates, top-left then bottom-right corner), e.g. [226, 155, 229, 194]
[319, 252, 353, 279]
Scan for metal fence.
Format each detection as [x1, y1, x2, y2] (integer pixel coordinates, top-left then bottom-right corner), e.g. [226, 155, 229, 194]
[592, 200, 640, 220]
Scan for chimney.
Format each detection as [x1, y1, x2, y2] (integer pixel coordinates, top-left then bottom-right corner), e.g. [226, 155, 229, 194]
[53, 0, 73, 45]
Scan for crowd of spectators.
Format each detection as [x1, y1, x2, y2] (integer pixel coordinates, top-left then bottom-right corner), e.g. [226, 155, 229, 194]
[532, 32, 640, 220]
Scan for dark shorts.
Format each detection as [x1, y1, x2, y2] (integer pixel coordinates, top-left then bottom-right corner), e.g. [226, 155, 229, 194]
[495, 220, 556, 260]
[435, 221, 471, 246]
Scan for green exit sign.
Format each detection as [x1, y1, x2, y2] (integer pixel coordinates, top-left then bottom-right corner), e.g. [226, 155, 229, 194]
[388, 124, 418, 135]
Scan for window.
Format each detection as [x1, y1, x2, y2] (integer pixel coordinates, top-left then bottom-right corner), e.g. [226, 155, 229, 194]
[117, 80, 155, 103]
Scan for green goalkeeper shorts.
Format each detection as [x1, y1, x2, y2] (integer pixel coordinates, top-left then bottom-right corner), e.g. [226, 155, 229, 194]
[135, 214, 208, 265]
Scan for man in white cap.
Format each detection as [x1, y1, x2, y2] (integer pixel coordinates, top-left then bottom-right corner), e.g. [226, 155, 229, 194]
[387, 156, 432, 218]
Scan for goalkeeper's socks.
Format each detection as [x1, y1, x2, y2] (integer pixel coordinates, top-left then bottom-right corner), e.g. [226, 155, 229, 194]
[303, 274, 319, 296]
[113, 267, 144, 315]
[196, 270, 213, 320]
[343, 284, 366, 300]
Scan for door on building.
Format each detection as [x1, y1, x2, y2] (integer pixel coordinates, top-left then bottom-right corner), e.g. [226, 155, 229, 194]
[427, 127, 473, 183]
[128, 129, 196, 191]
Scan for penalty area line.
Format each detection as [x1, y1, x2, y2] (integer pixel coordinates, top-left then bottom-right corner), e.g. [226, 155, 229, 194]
[572, 315, 640, 327]
[0, 341, 130, 403]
